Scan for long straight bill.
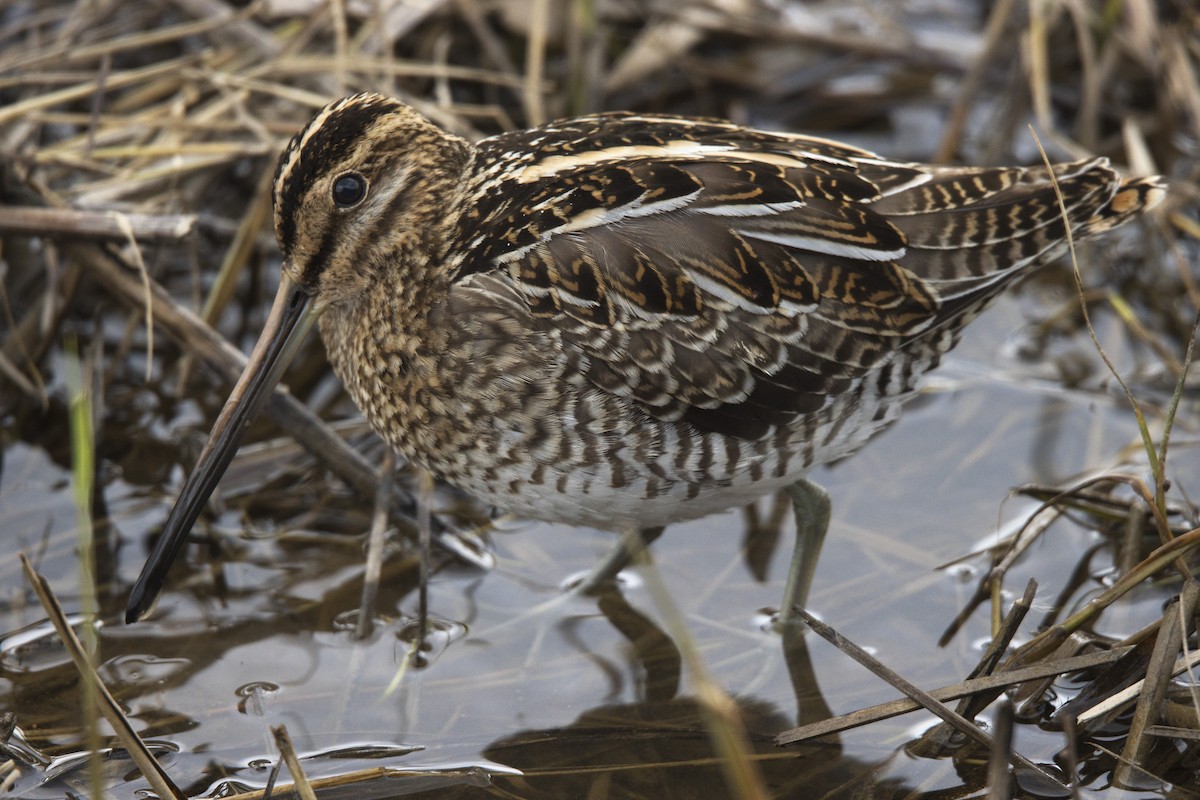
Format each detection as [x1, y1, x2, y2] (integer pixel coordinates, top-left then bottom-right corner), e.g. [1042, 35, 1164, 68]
[126, 275, 317, 622]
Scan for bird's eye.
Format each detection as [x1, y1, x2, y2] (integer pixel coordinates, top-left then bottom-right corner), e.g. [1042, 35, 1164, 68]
[332, 173, 367, 207]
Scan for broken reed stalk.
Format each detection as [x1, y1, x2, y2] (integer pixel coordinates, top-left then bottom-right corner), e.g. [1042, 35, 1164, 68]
[271, 725, 318, 800]
[790, 608, 1065, 789]
[986, 697, 1015, 800]
[1115, 581, 1199, 784]
[774, 647, 1132, 746]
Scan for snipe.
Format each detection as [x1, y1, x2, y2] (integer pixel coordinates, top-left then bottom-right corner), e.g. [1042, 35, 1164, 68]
[126, 93, 1165, 623]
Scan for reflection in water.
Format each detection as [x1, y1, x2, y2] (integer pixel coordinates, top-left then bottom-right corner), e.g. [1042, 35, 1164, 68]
[478, 697, 874, 800]
[594, 591, 681, 702]
[0, 516, 915, 799]
[2, 303, 1195, 797]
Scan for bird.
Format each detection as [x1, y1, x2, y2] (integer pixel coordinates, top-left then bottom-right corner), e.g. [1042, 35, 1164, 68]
[125, 92, 1166, 624]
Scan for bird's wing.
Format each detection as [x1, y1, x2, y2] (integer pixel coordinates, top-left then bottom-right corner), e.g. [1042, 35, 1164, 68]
[451, 115, 1138, 440]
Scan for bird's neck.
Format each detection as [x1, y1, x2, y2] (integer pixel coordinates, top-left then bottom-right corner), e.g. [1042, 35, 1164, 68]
[317, 243, 457, 460]
[317, 141, 475, 459]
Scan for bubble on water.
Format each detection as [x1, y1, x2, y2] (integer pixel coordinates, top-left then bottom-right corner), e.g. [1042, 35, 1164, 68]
[396, 617, 468, 669]
[945, 563, 978, 582]
[100, 654, 191, 687]
[235, 681, 280, 716]
[559, 569, 643, 593]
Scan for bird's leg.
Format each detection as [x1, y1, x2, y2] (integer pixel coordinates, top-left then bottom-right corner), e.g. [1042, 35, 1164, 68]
[416, 467, 434, 640]
[573, 525, 666, 593]
[777, 477, 831, 629]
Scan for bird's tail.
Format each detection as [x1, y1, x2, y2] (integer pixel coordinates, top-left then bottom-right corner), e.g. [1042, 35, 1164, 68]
[1082, 172, 1167, 235]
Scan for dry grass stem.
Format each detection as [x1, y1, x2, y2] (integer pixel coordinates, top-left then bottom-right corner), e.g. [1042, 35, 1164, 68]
[621, 528, 770, 800]
[952, 580, 1036, 722]
[792, 608, 1064, 788]
[1077, 649, 1200, 729]
[1116, 581, 1199, 782]
[775, 647, 1133, 746]
[0, 206, 195, 240]
[986, 697, 1015, 800]
[356, 450, 396, 640]
[18, 555, 184, 799]
[271, 725, 319, 800]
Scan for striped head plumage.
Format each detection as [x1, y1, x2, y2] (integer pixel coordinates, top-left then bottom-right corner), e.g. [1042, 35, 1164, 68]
[271, 93, 472, 309]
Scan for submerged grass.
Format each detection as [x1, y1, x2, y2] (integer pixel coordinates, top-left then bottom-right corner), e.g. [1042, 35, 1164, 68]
[64, 333, 102, 800]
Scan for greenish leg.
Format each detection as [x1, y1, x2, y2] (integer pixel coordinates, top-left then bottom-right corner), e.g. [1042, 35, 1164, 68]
[574, 525, 666, 592]
[777, 477, 831, 629]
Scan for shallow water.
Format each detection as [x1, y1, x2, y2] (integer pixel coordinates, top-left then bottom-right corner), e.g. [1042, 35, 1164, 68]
[3, 274, 1196, 798]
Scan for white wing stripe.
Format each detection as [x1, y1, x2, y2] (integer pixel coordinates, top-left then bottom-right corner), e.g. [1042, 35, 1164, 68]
[737, 229, 905, 261]
[697, 201, 806, 217]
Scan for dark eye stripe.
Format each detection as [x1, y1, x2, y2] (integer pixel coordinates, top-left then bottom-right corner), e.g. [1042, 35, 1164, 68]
[301, 211, 346, 288]
[275, 96, 398, 253]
